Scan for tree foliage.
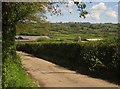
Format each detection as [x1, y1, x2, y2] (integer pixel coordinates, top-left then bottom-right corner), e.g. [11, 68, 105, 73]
[2, 2, 47, 59]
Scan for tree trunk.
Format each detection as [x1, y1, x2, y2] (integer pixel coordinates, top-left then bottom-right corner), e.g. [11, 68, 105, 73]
[2, 23, 16, 60]
[2, 3, 17, 61]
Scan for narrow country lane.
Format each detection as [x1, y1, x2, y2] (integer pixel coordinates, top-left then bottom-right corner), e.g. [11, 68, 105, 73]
[17, 51, 119, 88]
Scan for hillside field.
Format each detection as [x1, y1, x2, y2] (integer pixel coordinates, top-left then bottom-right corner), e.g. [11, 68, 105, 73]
[16, 22, 118, 42]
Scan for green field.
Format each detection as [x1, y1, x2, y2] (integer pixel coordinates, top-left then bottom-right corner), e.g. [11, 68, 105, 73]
[16, 22, 118, 42]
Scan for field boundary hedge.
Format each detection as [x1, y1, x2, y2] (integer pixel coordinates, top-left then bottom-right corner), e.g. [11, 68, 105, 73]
[16, 42, 120, 83]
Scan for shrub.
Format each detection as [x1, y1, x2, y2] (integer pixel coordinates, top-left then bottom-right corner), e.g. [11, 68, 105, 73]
[16, 42, 120, 79]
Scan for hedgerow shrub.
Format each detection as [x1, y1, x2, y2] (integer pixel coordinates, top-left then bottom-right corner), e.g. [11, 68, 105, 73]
[16, 42, 120, 78]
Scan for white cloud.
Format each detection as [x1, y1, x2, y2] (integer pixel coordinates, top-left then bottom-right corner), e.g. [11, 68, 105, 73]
[92, 2, 107, 11]
[89, 2, 117, 20]
[91, 12, 100, 20]
[106, 8, 117, 18]
[91, 2, 107, 20]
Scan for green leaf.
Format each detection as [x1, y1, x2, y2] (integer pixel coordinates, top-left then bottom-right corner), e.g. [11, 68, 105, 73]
[82, 4, 86, 9]
[74, 2, 79, 5]
[83, 10, 88, 15]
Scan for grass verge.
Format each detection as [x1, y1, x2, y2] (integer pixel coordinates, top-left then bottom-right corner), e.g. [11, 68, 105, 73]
[3, 54, 39, 88]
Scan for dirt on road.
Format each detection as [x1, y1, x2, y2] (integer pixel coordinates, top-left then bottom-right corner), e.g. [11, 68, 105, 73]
[17, 51, 119, 87]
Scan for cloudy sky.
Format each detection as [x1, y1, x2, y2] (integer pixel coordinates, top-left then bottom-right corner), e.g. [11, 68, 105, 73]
[45, 1, 119, 23]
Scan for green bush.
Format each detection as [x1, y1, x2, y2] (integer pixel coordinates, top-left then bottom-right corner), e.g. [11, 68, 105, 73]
[16, 42, 120, 79]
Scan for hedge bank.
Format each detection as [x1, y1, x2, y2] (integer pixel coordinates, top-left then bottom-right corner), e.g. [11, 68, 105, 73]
[16, 42, 120, 82]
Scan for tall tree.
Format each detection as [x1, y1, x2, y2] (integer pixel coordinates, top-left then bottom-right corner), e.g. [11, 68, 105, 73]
[2, 3, 48, 88]
[2, 2, 47, 59]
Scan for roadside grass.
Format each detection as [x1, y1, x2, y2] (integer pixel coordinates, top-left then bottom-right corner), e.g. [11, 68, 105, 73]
[3, 54, 39, 88]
